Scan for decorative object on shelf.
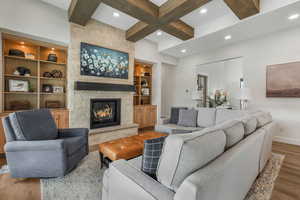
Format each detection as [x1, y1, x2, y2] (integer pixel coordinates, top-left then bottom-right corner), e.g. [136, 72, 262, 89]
[53, 86, 64, 93]
[141, 79, 148, 87]
[80, 42, 129, 79]
[51, 70, 63, 78]
[208, 90, 228, 108]
[42, 84, 53, 93]
[45, 100, 61, 108]
[8, 79, 29, 92]
[266, 61, 300, 97]
[8, 49, 25, 57]
[10, 100, 31, 110]
[15, 66, 31, 76]
[47, 53, 58, 62]
[43, 72, 52, 78]
[236, 87, 251, 110]
[141, 88, 150, 96]
[25, 53, 35, 60]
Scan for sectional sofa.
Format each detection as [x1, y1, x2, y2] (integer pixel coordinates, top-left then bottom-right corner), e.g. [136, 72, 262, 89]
[102, 108, 276, 200]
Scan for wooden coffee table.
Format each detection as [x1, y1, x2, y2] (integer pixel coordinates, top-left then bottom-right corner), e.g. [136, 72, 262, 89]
[99, 132, 167, 168]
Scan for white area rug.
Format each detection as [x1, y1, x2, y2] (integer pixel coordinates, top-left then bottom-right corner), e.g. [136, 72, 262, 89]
[41, 151, 104, 200]
[40, 152, 284, 200]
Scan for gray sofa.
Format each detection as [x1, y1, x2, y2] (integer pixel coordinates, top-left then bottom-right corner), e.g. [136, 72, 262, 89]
[155, 107, 246, 134]
[102, 108, 275, 200]
[2, 109, 89, 178]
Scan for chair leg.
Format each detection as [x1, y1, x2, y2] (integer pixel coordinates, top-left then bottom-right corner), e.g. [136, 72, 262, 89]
[100, 152, 104, 169]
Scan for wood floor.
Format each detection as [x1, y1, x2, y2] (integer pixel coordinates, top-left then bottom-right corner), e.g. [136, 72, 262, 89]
[0, 142, 299, 200]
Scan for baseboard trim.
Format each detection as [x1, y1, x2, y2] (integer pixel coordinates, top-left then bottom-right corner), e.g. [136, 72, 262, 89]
[274, 136, 300, 146]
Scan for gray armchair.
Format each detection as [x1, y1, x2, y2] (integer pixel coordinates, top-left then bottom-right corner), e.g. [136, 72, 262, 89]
[2, 109, 89, 178]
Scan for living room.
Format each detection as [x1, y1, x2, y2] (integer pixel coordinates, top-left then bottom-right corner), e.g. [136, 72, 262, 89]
[0, 0, 300, 200]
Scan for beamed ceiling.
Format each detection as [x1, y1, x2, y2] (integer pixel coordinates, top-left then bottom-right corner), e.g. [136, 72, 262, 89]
[68, 0, 260, 42]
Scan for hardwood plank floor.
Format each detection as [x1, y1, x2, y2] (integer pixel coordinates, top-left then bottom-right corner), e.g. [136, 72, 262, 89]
[271, 142, 300, 200]
[0, 142, 299, 200]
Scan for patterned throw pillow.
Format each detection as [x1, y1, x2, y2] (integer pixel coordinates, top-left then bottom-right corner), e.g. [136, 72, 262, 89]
[141, 136, 167, 179]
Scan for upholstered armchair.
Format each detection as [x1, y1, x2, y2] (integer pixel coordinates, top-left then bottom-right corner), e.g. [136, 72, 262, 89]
[2, 109, 89, 178]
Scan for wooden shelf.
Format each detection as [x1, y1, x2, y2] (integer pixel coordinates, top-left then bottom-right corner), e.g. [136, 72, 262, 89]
[5, 74, 38, 79]
[40, 60, 66, 66]
[3, 92, 37, 95]
[40, 77, 65, 81]
[40, 92, 65, 95]
[2, 34, 68, 112]
[4, 55, 38, 62]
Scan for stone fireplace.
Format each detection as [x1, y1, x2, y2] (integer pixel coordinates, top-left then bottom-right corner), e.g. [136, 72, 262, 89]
[90, 98, 121, 129]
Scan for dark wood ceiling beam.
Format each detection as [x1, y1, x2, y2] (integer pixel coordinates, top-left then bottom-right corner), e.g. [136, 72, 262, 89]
[224, 0, 260, 19]
[126, 22, 160, 42]
[159, 0, 212, 24]
[102, 0, 159, 24]
[161, 20, 194, 40]
[68, 0, 102, 26]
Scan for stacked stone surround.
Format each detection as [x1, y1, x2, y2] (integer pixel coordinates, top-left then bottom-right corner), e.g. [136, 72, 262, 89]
[68, 20, 138, 145]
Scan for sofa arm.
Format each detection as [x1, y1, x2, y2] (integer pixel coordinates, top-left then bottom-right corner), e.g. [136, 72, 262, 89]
[58, 128, 89, 138]
[5, 140, 64, 152]
[105, 160, 174, 200]
[161, 118, 170, 125]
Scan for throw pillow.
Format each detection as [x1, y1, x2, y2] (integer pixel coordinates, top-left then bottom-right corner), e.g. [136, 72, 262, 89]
[169, 107, 188, 124]
[141, 136, 167, 179]
[177, 108, 198, 127]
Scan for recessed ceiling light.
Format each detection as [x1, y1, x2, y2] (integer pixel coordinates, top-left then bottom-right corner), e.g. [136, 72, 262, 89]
[113, 12, 120, 17]
[20, 42, 25, 45]
[288, 14, 299, 20]
[157, 31, 162, 36]
[200, 8, 208, 14]
[224, 35, 232, 40]
[51, 48, 55, 50]
[181, 49, 187, 53]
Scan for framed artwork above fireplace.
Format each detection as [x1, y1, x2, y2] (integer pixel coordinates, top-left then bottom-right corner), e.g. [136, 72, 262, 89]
[90, 98, 121, 129]
[80, 42, 129, 79]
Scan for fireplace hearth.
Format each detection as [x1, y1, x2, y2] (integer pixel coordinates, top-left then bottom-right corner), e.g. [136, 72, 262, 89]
[90, 98, 121, 129]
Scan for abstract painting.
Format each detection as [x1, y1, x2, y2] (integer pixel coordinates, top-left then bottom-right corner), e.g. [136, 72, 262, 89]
[80, 42, 129, 79]
[266, 62, 300, 97]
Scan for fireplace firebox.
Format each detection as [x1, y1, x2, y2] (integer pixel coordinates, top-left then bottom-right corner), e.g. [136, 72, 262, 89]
[90, 98, 121, 129]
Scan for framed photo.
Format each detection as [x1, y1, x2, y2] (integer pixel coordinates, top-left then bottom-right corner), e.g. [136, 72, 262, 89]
[8, 79, 29, 92]
[42, 84, 53, 93]
[80, 42, 129, 79]
[53, 86, 64, 93]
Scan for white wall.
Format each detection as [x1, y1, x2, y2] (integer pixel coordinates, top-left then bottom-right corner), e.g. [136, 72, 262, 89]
[0, 0, 69, 45]
[135, 39, 178, 120]
[161, 63, 176, 116]
[172, 27, 300, 145]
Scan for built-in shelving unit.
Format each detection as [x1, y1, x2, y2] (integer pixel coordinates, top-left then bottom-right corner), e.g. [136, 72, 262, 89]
[134, 61, 152, 105]
[1, 34, 68, 112]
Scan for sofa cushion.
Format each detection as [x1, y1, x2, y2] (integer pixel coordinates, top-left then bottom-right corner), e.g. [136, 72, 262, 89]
[241, 116, 257, 136]
[157, 130, 226, 191]
[170, 107, 188, 124]
[64, 136, 86, 156]
[210, 120, 245, 149]
[177, 109, 198, 127]
[155, 124, 202, 134]
[141, 136, 167, 179]
[254, 112, 272, 128]
[216, 109, 246, 124]
[9, 109, 58, 141]
[197, 108, 216, 127]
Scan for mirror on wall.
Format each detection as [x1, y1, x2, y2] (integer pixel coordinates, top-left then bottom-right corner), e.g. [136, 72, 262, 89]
[195, 57, 243, 109]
